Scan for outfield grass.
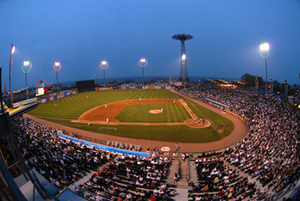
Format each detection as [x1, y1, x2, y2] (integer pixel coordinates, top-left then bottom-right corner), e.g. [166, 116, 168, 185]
[27, 89, 234, 143]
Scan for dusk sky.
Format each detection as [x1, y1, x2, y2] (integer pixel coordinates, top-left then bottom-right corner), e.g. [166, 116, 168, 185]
[1, 0, 300, 90]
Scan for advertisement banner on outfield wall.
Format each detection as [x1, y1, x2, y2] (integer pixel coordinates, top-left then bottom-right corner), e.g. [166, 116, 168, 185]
[50, 97, 54, 101]
[60, 90, 71, 96]
[23, 97, 37, 105]
[14, 97, 38, 108]
[41, 99, 46, 103]
[165, 86, 170, 89]
[45, 93, 54, 98]
[147, 86, 157, 89]
[95, 87, 106, 91]
[57, 94, 64, 99]
[156, 86, 161, 89]
[13, 102, 20, 108]
[61, 90, 70, 96]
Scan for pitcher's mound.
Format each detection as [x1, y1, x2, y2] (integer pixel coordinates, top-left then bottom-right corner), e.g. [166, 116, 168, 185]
[149, 109, 163, 114]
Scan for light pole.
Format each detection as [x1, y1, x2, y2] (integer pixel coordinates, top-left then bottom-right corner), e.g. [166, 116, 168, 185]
[138, 57, 148, 87]
[181, 54, 186, 89]
[9, 44, 15, 108]
[21, 59, 32, 99]
[284, 79, 288, 97]
[255, 75, 258, 92]
[53, 60, 61, 94]
[259, 41, 270, 95]
[100, 60, 109, 87]
[270, 77, 273, 93]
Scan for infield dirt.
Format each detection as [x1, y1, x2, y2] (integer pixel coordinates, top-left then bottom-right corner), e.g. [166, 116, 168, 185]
[72, 98, 210, 128]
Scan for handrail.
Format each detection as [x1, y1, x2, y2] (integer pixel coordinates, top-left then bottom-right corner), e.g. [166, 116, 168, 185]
[186, 160, 190, 181]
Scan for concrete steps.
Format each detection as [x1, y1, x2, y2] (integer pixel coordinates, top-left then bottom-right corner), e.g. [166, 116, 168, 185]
[188, 159, 198, 184]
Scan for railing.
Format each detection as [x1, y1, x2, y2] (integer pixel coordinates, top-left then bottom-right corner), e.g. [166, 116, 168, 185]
[73, 133, 107, 145]
[186, 160, 190, 181]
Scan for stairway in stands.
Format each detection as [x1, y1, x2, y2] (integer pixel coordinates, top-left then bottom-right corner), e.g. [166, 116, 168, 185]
[167, 158, 189, 200]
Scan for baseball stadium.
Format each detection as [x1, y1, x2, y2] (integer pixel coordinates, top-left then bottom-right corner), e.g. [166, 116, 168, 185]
[1, 77, 300, 201]
[1, 1, 300, 200]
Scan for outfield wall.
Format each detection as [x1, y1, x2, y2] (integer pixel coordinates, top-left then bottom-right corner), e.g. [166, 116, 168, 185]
[13, 89, 77, 108]
[96, 86, 175, 90]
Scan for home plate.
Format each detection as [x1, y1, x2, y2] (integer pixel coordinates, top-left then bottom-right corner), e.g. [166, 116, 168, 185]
[100, 127, 117, 130]
[161, 146, 170, 152]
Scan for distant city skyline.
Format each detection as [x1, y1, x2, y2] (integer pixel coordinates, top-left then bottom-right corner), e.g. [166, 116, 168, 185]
[1, 0, 299, 91]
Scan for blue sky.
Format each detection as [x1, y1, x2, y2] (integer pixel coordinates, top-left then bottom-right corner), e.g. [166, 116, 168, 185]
[1, 0, 300, 90]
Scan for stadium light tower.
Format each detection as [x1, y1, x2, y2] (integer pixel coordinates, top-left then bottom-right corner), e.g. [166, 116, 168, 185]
[53, 60, 61, 94]
[259, 41, 270, 95]
[138, 57, 148, 87]
[172, 34, 193, 83]
[100, 60, 109, 87]
[9, 44, 15, 108]
[22, 59, 32, 99]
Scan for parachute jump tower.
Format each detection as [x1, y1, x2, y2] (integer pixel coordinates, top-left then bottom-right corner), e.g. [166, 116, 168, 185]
[172, 33, 193, 83]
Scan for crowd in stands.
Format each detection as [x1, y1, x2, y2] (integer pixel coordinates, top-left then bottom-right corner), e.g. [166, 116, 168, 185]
[11, 117, 117, 189]
[119, 81, 170, 89]
[180, 84, 300, 200]
[8, 117, 176, 200]
[76, 153, 176, 200]
[188, 156, 259, 200]
[106, 140, 141, 152]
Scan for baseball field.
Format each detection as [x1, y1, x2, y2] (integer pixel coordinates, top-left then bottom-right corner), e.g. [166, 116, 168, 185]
[27, 89, 234, 143]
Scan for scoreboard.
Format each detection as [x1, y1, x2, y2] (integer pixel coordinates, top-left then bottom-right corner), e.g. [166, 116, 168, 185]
[36, 86, 53, 96]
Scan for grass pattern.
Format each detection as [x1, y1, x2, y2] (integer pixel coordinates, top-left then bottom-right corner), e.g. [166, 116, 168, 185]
[116, 104, 190, 123]
[28, 89, 234, 143]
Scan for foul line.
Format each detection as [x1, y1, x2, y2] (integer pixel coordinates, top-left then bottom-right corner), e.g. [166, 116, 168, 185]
[31, 115, 74, 121]
[171, 90, 197, 119]
[100, 127, 117, 130]
[179, 99, 197, 120]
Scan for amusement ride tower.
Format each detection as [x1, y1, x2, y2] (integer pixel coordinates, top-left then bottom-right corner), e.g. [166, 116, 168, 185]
[172, 33, 193, 83]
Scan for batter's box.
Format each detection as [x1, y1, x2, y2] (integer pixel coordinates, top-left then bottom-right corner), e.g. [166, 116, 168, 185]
[100, 127, 117, 130]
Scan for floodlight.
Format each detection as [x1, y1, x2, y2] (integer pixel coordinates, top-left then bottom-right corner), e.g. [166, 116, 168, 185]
[260, 42, 269, 51]
[11, 45, 15, 54]
[24, 61, 30, 66]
